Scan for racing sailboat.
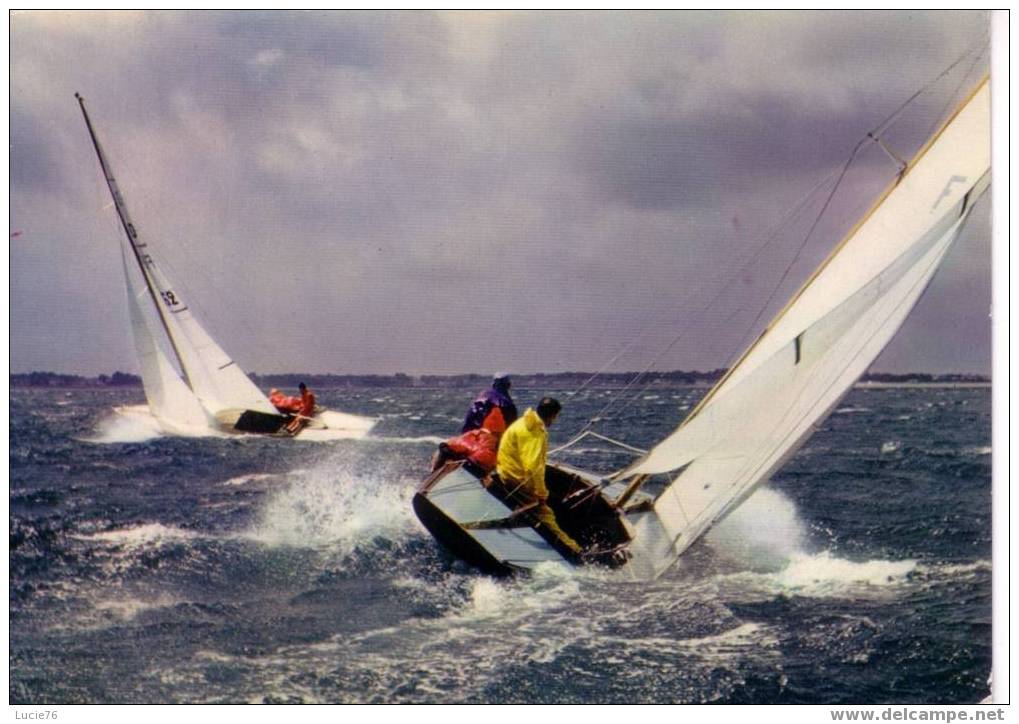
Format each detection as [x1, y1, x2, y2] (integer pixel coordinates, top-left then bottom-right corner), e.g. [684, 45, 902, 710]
[76, 94, 375, 438]
[414, 77, 991, 579]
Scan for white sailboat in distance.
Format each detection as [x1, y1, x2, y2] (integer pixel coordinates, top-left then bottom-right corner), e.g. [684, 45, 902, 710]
[414, 76, 990, 579]
[76, 94, 375, 439]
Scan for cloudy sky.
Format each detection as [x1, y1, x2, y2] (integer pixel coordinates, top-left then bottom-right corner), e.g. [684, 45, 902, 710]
[10, 10, 993, 377]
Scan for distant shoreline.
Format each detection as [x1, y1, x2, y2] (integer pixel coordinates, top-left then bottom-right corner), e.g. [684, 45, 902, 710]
[854, 381, 992, 390]
[10, 370, 992, 390]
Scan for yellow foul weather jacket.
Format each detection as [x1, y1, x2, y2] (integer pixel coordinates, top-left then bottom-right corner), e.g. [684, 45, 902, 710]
[496, 408, 549, 499]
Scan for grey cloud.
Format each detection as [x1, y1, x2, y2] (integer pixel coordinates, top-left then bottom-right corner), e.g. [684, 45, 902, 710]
[9, 11, 994, 376]
[10, 107, 66, 192]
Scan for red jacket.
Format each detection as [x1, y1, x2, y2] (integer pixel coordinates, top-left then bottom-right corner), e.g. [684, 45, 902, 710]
[445, 428, 500, 472]
[269, 390, 302, 414]
[298, 389, 316, 417]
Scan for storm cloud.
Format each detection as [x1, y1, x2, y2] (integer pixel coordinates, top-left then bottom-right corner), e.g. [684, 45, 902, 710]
[9, 10, 992, 377]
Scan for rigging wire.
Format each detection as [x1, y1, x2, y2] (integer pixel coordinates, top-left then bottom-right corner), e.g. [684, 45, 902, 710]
[557, 43, 990, 457]
[563, 170, 838, 404]
[732, 41, 989, 371]
[923, 41, 990, 143]
[869, 42, 987, 141]
[554, 166, 844, 452]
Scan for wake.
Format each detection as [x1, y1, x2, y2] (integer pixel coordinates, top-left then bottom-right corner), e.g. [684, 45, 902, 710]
[85, 405, 382, 444]
[83, 405, 179, 443]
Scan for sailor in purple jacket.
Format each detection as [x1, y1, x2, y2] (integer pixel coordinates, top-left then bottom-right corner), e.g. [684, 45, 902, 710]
[461, 374, 518, 433]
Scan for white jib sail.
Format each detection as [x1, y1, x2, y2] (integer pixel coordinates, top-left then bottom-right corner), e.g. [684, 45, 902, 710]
[126, 239, 277, 416]
[621, 79, 990, 562]
[121, 247, 212, 429]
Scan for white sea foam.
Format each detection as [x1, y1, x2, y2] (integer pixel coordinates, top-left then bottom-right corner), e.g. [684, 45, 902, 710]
[46, 591, 186, 633]
[770, 552, 916, 593]
[244, 455, 420, 554]
[71, 522, 203, 548]
[220, 472, 287, 487]
[701, 487, 918, 598]
[706, 487, 808, 568]
[92, 593, 182, 621]
[367, 435, 445, 445]
[84, 406, 166, 443]
[916, 559, 991, 580]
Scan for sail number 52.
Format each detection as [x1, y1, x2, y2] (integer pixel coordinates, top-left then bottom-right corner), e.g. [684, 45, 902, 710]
[160, 290, 180, 307]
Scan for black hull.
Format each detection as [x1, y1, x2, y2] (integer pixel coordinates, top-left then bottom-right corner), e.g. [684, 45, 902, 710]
[412, 491, 518, 576]
[232, 410, 293, 435]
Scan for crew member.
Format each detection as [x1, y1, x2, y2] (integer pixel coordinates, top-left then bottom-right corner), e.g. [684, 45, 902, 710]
[431, 407, 507, 473]
[269, 388, 302, 415]
[462, 374, 517, 433]
[496, 397, 581, 553]
[285, 382, 317, 434]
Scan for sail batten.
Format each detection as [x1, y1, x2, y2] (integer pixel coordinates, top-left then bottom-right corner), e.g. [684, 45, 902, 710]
[614, 81, 990, 566]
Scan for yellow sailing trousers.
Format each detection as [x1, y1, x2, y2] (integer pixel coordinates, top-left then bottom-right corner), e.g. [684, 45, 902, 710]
[534, 503, 582, 554]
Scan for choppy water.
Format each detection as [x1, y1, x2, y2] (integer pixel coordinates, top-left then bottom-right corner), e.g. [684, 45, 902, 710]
[9, 385, 991, 703]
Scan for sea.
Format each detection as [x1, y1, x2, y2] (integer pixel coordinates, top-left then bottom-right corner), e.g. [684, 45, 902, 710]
[9, 384, 993, 704]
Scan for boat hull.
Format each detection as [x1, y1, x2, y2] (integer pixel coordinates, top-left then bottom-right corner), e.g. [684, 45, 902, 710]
[412, 486, 523, 576]
[413, 462, 633, 574]
[214, 407, 375, 438]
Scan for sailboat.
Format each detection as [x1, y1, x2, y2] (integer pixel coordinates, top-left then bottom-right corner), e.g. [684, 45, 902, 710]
[76, 94, 375, 439]
[414, 77, 991, 578]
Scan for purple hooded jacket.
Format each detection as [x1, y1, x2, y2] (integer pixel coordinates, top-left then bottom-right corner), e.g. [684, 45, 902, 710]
[461, 377, 518, 433]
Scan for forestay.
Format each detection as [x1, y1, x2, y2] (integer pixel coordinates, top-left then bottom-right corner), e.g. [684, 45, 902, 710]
[619, 79, 990, 562]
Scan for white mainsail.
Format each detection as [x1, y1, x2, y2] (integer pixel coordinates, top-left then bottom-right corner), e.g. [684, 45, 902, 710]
[78, 93, 278, 426]
[620, 79, 990, 569]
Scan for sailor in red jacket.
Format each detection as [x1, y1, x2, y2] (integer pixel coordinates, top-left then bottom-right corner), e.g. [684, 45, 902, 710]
[297, 382, 316, 417]
[269, 388, 302, 415]
[431, 407, 507, 473]
[284, 382, 317, 434]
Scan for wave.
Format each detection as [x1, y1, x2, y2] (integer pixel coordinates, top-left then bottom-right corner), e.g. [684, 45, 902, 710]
[82, 406, 167, 443]
[70, 522, 204, 549]
[702, 487, 918, 598]
[242, 455, 422, 555]
[176, 563, 778, 704]
[220, 472, 292, 487]
[914, 559, 992, 582]
[367, 435, 445, 445]
[769, 552, 916, 593]
[706, 487, 808, 567]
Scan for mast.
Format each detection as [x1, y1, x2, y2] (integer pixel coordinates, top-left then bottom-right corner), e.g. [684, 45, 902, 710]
[75, 92, 194, 390]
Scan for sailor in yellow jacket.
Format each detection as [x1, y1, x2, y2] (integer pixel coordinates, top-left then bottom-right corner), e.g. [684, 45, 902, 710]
[496, 397, 582, 554]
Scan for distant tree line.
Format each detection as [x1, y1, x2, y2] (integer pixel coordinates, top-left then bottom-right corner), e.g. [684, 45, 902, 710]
[10, 371, 142, 388]
[10, 369, 991, 389]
